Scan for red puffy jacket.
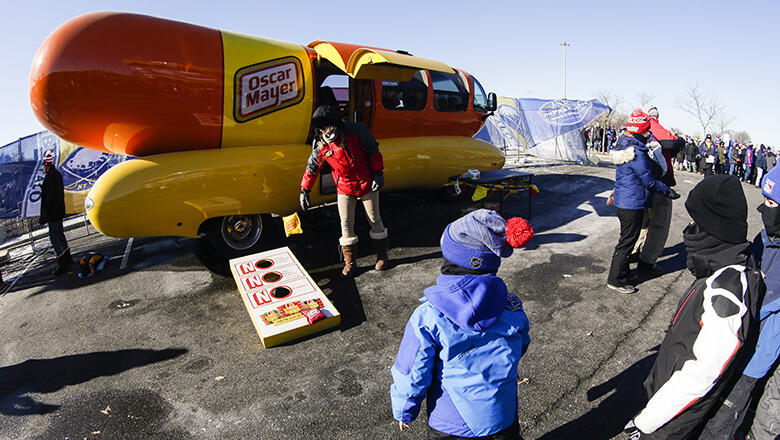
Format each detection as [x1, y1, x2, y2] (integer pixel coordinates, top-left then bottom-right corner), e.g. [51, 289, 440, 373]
[301, 123, 383, 197]
[649, 118, 679, 187]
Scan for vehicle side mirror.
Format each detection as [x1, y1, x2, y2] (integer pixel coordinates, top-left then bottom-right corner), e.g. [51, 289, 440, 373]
[486, 93, 497, 112]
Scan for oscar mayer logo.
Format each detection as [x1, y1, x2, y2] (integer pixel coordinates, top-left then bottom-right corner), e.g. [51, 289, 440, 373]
[234, 56, 304, 122]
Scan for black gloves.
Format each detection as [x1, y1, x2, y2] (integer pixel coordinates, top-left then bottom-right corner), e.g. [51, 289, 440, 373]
[371, 172, 384, 192]
[665, 188, 681, 200]
[300, 189, 311, 211]
[624, 420, 642, 440]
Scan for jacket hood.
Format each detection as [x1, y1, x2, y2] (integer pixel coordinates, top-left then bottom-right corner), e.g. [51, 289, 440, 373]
[423, 274, 507, 331]
[610, 134, 648, 165]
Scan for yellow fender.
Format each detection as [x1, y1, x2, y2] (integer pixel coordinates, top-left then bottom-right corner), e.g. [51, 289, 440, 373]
[86, 137, 503, 238]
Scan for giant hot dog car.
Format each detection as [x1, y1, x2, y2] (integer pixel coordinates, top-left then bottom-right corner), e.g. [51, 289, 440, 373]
[30, 12, 504, 257]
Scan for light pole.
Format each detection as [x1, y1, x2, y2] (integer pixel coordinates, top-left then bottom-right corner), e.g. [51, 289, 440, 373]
[560, 41, 571, 100]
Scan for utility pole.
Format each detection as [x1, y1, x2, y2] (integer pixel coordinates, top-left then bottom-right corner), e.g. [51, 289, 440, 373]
[560, 41, 571, 100]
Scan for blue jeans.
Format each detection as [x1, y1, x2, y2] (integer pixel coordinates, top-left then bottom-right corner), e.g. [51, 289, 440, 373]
[48, 219, 68, 256]
[729, 163, 737, 175]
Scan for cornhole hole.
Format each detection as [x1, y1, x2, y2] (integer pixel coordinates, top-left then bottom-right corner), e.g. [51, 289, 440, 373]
[229, 246, 340, 348]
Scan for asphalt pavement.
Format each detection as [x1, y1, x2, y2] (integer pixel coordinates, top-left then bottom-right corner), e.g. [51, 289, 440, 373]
[0, 162, 768, 440]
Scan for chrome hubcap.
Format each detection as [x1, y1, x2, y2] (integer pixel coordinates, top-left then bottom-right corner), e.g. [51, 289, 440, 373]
[220, 215, 262, 250]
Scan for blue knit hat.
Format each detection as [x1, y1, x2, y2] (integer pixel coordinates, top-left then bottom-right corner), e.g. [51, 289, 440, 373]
[440, 209, 515, 271]
[762, 165, 780, 204]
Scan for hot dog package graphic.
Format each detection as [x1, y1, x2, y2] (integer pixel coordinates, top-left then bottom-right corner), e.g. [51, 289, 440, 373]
[229, 246, 340, 347]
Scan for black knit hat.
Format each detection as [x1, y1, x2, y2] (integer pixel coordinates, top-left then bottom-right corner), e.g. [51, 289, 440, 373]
[311, 105, 345, 130]
[684, 175, 747, 244]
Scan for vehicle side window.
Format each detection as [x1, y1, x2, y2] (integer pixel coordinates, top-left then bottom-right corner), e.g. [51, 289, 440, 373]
[381, 71, 427, 111]
[431, 71, 468, 113]
[472, 77, 488, 113]
[320, 74, 349, 115]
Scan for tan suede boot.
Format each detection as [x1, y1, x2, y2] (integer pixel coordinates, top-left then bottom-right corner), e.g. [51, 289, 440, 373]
[373, 238, 389, 270]
[339, 244, 357, 277]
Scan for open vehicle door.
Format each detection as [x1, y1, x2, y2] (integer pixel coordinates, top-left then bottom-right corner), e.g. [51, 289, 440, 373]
[308, 41, 454, 81]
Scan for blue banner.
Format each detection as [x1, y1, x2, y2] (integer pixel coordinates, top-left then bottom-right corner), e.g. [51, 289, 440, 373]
[476, 97, 610, 161]
[0, 131, 127, 218]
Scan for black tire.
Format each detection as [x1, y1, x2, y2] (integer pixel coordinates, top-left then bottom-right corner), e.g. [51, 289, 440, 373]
[203, 214, 277, 259]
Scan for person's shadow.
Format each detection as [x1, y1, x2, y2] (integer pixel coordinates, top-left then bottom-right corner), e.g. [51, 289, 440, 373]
[538, 346, 659, 440]
[635, 243, 688, 285]
[0, 348, 187, 416]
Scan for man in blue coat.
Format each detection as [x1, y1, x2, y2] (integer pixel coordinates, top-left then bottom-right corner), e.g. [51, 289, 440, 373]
[607, 109, 679, 294]
[390, 209, 533, 439]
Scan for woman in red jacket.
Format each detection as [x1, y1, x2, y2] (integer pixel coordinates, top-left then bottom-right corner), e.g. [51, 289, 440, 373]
[300, 106, 389, 277]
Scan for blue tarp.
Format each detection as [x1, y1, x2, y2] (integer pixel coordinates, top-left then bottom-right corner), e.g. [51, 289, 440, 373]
[475, 97, 610, 161]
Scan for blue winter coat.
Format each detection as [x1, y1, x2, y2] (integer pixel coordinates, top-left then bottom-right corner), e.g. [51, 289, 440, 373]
[390, 273, 530, 437]
[756, 149, 767, 170]
[745, 230, 780, 379]
[610, 134, 669, 210]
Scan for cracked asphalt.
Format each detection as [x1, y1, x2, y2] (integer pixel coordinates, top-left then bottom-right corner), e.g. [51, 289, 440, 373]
[0, 162, 767, 440]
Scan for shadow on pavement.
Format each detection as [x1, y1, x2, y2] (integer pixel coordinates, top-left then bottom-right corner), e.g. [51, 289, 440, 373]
[311, 268, 367, 332]
[15, 236, 199, 298]
[635, 243, 688, 286]
[0, 348, 187, 416]
[538, 346, 659, 440]
[518, 174, 617, 234]
[523, 233, 587, 251]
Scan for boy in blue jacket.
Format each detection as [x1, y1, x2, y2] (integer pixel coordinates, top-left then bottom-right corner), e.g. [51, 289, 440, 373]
[390, 209, 534, 439]
[698, 165, 780, 440]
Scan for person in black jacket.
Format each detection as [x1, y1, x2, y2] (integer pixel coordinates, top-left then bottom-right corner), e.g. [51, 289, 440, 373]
[624, 175, 765, 439]
[40, 152, 72, 275]
[684, 138, 697, 172]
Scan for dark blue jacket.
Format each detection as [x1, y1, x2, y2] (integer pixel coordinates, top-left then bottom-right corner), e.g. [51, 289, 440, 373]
[610, 134, 669, 210]
[746, 230, 780, 378]
[756, 149, 767, 170]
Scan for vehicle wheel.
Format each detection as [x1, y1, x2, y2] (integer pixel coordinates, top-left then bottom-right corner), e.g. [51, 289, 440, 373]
[203, 214, 275, 259]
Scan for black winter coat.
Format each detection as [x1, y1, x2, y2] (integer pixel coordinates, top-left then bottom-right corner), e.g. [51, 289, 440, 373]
[40, 168, 66, 224]
[634, 239, 764, 438]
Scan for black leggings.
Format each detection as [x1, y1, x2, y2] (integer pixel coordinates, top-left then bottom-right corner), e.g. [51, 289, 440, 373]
[607, 208, 644, 286]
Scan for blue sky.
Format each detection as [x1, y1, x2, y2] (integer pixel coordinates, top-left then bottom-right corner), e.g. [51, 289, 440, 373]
[2, 0, 779, 146]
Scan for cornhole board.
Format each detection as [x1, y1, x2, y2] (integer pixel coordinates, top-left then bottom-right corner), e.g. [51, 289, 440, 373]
[229, 246, 340, 348]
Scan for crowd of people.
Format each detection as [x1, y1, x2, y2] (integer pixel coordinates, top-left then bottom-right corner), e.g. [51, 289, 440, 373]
[585, 121, 777, 185]
[672, 135, 777, 185]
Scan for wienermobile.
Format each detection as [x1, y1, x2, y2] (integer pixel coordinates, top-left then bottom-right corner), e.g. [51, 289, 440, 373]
[30, 12, 505, 257]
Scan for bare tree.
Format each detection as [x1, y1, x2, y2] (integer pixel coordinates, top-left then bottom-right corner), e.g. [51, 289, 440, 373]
[676, 83, 725, 137]
[594, 89, 625, 145]
[713, 115, 736, 139]
[725, 129, 752, 144]
[637, 90, 657, 108]
[595, 89, 625, 115]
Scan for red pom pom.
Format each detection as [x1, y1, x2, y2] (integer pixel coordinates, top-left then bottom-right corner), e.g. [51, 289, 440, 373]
[506, 217, 533, 248]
